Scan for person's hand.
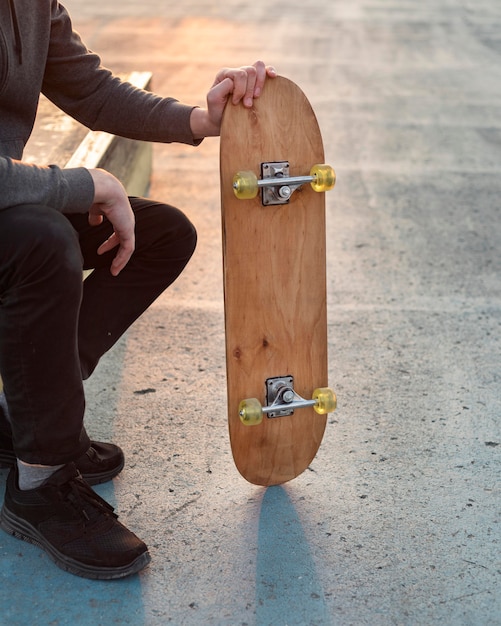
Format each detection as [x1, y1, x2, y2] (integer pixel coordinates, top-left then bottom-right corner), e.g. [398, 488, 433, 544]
[190, 60, 277, 139]
[88, 169, 135, 276]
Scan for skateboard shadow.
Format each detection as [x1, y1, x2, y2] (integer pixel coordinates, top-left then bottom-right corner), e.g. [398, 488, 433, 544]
[255, 485, 330, 626]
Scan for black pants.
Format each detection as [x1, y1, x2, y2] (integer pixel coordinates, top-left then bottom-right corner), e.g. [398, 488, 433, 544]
[0, 198, 197, 465]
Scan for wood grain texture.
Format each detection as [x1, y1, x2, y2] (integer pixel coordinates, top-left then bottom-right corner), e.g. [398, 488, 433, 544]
[220, 77, 329, 485]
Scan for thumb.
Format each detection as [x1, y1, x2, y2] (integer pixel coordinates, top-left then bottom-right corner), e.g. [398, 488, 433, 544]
[88, 211, 104, 226]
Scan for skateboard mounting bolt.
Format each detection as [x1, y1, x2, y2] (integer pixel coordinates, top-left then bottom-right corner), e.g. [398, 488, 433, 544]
[278, 186, 292, 200]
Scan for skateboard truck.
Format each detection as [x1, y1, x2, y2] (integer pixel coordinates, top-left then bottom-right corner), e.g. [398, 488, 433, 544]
[232, 162, 336, 206]
[238, 376, 336, 426]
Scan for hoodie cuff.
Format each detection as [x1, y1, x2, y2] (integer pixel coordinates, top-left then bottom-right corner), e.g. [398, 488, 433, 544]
[59, 167, 95, 213]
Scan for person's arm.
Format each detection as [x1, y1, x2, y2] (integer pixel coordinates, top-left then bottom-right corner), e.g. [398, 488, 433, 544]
[43, 4, 276, 146]
[42, 1, 201, 146]
[0, 157, 94, 212]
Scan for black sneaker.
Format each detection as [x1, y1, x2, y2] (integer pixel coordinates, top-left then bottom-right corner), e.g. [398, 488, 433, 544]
[0, 463, 151, 579]
[70, 441, 125, 485]
[0, 427, 124, 486]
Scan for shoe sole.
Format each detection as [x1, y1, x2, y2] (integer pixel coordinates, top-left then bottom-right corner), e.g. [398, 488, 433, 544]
[0, 505, 151, 580]
[0, 454, 124, 486]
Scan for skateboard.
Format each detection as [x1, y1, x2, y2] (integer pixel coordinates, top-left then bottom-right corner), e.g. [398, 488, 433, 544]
[219, 75, 336, 486]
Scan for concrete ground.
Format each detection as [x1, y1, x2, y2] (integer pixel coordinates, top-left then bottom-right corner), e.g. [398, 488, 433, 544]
[1, 0, 500, 624]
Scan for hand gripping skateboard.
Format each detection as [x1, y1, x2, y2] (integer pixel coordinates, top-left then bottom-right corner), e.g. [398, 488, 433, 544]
[220, 75, 337, 486]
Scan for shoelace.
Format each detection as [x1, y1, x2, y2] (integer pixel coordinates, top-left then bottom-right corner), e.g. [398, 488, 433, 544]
[64, 476, 118, 523]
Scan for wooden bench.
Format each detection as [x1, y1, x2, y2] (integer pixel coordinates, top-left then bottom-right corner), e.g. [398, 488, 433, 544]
[0, 71, 154, 394]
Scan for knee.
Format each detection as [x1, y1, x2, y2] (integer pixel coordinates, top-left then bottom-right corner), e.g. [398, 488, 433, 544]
[162, 208, 197, 269]
[159, 203, 197, 258]
[179, 212, 197, 261]
[135, 201, 198, 263]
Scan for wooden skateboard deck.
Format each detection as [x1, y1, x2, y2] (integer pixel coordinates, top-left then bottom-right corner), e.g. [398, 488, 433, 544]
[220, 76, 336, 486]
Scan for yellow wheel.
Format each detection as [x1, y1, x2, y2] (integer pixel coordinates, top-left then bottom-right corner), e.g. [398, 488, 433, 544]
[233, 171, 259, 199]
[310, 164, 336, 192]
[238, 398, 263, 425]
[312, 387, 337, 414]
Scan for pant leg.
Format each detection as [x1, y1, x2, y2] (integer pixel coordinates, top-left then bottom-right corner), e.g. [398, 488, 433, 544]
[66, 197, 197, 379]
[0, 198, 196, 464]
[0, 206, 90, 465]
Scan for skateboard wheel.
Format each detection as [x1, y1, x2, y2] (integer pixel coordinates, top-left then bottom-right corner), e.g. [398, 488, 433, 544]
[312, 387, 337, 414]
[233, 171, 259, 199]
[310, 164, 336, 192]
[238, 398, 263, 425]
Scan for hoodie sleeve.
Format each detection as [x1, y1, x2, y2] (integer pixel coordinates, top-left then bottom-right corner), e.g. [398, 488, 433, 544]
[42, 1, 201, 146]
[0, 157, 95, 213]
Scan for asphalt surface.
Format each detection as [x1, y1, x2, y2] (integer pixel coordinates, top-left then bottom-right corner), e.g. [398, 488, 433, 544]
[0, 1, 500, 624]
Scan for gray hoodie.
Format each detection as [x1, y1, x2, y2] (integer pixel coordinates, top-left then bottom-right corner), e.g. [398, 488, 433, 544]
[0, 0, 200, 213]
